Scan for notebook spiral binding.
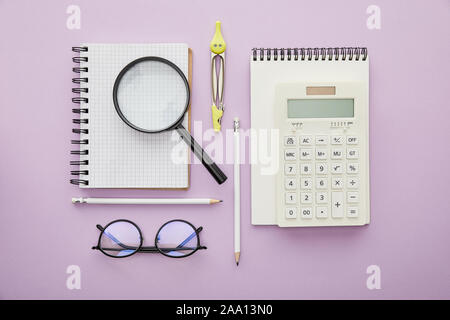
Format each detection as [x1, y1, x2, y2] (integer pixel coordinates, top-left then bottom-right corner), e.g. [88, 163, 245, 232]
[71, 46, 89, 186]
[252, 47, 368, 61]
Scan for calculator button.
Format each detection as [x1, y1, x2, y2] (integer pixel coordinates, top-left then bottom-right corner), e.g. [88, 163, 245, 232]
[285, 178, 297, 190]
[331, 192, 344, 218]
[301, 207, 313, 219]
[346, 136, 358, 145]
[347, 207, 359, 218]
[315, 163, 328, 175]
[331, 177, 344, 189]
[300, 178, 312, 190]
[347, 191, 359, 203]
[347, 177, 359, 189]
[331, 148, 344, 160]
[331, 163, 344, 174]
[347, 163, 359, 174]
[299, 135, 313, 146]
[284, 136, 296, 146]
[316, 177, 328, 189]
[285, 164, 297, 175]
[285, 207, 298, 219]
[315, 136, 328, 145]
[299, 148, 313, 160]
[315, 148, 328, 160]
[316, 206, 328, 218]
[285, 192, 297, 204]
[300, 163, 313, 175]
[346, 148, 359, 159]
[284, 149, 297, 161]
[331, 135, 343, 145]
[300, 192, 312, 204]
[316, 192, 328, 204]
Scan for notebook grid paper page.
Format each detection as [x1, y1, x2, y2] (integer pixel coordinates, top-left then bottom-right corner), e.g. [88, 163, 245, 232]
[78, 43, 189, 188]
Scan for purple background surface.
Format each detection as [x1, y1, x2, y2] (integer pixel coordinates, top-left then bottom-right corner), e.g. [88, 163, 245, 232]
[1, 0, 449, 299]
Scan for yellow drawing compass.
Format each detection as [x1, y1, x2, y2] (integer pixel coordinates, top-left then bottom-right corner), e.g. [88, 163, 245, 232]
[210, 21, 226, 132]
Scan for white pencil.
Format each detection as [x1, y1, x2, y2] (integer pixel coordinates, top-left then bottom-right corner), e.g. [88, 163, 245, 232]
[234, 118, 241, 266]
[72, 198, 222, 205]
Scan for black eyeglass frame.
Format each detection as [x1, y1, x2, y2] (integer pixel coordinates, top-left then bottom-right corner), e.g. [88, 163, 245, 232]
[92, 219, 207, 259]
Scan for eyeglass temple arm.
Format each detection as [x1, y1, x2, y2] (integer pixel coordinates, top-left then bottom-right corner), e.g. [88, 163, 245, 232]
[139, 226, 207, 252]
[177, 226, 202, 248]
[139, 246, 207, 252]
[91, 225, 138, 251]
[98, 246, 206, 253]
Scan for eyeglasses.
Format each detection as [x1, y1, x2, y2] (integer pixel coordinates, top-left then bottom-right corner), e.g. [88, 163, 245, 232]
[92, 219, 207, 258]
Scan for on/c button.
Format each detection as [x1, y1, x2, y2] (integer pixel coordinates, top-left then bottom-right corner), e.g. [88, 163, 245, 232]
[284, 136, 296, 146]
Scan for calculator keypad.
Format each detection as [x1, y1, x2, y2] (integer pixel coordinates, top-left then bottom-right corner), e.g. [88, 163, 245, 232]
[282, 134, 361, 222]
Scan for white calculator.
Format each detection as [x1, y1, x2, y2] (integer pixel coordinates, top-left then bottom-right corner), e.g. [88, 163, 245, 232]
[275, 83, 370, 227]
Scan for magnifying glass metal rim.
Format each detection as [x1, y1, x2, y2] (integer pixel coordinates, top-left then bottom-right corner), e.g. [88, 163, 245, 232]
[112, 56, 191, 133]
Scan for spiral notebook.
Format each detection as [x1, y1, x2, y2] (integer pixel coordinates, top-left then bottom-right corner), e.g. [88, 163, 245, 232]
[70, 43, 191, 188]
[250, 47, 369, 225]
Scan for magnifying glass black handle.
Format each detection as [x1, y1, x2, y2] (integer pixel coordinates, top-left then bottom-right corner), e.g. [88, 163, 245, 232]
[176, 125, 228, 185]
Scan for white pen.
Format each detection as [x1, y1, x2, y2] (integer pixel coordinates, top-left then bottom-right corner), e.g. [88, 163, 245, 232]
[72, 198, 222, 205]
[234, 117, 241, 266]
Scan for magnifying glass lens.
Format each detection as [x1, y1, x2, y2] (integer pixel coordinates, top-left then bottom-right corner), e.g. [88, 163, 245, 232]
[116, 60, 188, 132]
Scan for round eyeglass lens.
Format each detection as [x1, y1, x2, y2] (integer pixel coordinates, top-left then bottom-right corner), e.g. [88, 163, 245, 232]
[156, 221, 199, 257]
[100, 221, 142, 257]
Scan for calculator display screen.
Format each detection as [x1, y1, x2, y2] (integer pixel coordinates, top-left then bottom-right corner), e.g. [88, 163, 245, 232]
[287, 99, 354, 118]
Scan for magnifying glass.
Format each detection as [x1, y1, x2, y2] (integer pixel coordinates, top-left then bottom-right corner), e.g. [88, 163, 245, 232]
[112, 56, 227, 185]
